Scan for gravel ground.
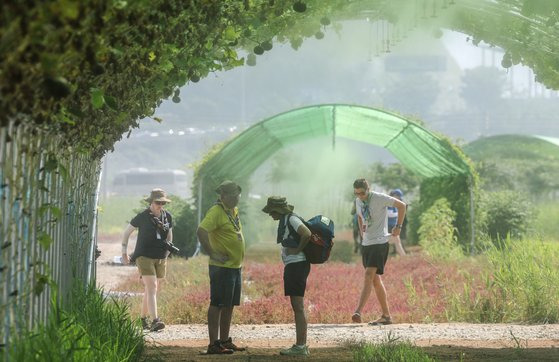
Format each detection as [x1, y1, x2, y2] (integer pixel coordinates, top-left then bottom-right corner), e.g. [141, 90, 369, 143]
[146, 323, 559, 349]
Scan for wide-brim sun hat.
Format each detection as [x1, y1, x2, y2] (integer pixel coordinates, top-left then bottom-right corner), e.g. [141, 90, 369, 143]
[262, 196, 294, 215]
[144, 188, 172, 203]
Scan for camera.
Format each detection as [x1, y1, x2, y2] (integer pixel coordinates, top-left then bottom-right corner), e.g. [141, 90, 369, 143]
[163, 241, 180, 254]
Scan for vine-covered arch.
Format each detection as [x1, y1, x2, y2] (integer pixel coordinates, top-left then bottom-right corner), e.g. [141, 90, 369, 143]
[2, 0, 558, 350]
[194, 104, 475, 247]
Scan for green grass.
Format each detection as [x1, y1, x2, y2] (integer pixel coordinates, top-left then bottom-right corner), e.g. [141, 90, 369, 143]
[98, 196, 143, 234]
[7, 284, 145, 361]
[351, 339, 436, 362]
[445, 237, 559, 323]
[533, 201, 559, 241]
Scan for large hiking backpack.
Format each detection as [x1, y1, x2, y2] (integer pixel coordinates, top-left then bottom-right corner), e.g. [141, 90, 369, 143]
[286, 214, 335, 264]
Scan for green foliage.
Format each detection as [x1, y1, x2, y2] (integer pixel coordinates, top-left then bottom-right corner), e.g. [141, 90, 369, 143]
[445, 238, 559, 323]
[366, 162, 422, 196]
[533, 201, 559, 241]
[7, 284, 144, 361]
[98, 195, 140, 234]
[464, 135, 559, 201]
[3, 1, 559, 158]
[165, 195, 198, 258]
[418, 198, 463, 260]
[352, 339, 436, 362]
[408, 173, 475, 248]
[405, 134, 478, 249]
[479, 190, 535, 242]
[328, 240, 355, 263]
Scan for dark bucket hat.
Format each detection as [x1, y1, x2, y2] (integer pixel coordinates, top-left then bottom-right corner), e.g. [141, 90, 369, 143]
[262, 196, 294, 215]
[215, 180, 242, 195]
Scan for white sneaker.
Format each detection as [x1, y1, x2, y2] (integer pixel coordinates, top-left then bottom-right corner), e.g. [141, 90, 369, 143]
[279, 344, 309, 356]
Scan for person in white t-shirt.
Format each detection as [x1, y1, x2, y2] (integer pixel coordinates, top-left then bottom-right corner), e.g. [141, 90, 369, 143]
[263, 196, 312, 357]
[351, 179, 406, 326]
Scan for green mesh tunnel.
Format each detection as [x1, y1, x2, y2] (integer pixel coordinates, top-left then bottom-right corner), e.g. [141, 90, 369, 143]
[198, 104, 472, 184]
[195, 104, 476, 248]
[194, 103, 476, 249]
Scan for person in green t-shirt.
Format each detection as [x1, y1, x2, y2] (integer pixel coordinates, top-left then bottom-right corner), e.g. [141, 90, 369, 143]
[196, 180, 246, 355]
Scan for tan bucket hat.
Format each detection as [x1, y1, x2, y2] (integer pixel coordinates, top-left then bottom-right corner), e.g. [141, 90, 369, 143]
[144, 188, 172, 203]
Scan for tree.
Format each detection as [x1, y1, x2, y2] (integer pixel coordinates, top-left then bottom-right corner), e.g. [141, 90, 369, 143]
[365, 162, 421, 194]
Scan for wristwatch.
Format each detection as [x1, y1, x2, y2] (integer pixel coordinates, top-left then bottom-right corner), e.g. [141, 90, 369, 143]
[395, 224, 402, 229]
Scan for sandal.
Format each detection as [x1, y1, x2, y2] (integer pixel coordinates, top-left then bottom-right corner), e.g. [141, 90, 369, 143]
[351, 312, 362, 323]
[368, 315, 392, 326]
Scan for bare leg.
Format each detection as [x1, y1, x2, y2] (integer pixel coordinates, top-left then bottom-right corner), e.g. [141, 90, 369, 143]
[219, 306, 234, 341]
[141, 275, 158, 319]
[373, 274, 390, 317]
[141, 286, 148, 317]
[290, 296, 307, 345]
[355, 267, 377, 314]
[208, 306, 221, 344]
[391, 235, 406, 256]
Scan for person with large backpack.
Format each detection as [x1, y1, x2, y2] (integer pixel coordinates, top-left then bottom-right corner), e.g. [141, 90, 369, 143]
[262, 196, 312, 357]
[351, 179, 406, 326]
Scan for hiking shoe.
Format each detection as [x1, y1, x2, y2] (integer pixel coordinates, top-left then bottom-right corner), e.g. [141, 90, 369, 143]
[351, 312, 362, 323]
[280, 344, 309, 356]
[141, 317, 150, 330]
[150, 317, 165, 332]
[207, 340, 234, 354]
[220, 337, 246, 351]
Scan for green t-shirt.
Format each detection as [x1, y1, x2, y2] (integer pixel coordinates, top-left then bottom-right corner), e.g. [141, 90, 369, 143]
[199, 204, 245, 268]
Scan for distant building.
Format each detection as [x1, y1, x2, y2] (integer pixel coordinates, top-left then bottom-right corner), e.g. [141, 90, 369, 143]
[111, 168, 188, 198]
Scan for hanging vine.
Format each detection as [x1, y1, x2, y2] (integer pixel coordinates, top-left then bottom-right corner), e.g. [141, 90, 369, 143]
[1, 0, 558, 159]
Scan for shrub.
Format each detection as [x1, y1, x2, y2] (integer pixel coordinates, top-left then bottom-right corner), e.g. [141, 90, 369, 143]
[480, 190, 535, 242]
[165, 195, 198, 258]
[418, 198, 463, 260]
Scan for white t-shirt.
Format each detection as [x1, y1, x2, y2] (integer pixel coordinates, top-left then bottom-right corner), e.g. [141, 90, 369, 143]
[356, 191, 397, 246]
[280, 214, 307, 265]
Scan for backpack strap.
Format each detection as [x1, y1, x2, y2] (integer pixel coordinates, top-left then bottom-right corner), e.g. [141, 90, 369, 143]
[283, 213, 304, 242]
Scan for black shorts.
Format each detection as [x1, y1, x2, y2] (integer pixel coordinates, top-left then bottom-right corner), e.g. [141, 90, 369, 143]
[283, 261, 311, 297]
[361, 243, 389, 274]
[209, 265, 242, 307]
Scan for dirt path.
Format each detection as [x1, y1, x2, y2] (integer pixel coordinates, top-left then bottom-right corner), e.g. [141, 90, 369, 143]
[96, 234, 138, 291]
[143, 323, 559, 361]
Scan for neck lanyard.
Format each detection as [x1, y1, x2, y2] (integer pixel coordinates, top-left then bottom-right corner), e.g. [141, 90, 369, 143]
[217, 202, 241, 232]
[362, 195, 371, 222]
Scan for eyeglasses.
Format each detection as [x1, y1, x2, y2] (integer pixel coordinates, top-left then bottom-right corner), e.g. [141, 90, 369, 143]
[154, 201, 167, 205]
[354, 190, 367, 196]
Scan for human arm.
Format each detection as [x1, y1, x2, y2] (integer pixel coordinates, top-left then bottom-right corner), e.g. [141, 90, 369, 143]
[196, 226, 229, 263]
[285, 217, 312, 255]
[121, 224, 137, 265]
[391, 199, 407, 237]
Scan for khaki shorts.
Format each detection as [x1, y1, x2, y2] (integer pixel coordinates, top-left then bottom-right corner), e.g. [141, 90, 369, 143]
[136, 256, 167, 278]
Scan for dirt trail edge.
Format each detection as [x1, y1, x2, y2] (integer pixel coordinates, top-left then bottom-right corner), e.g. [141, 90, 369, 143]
[146, 323, 559, 349]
